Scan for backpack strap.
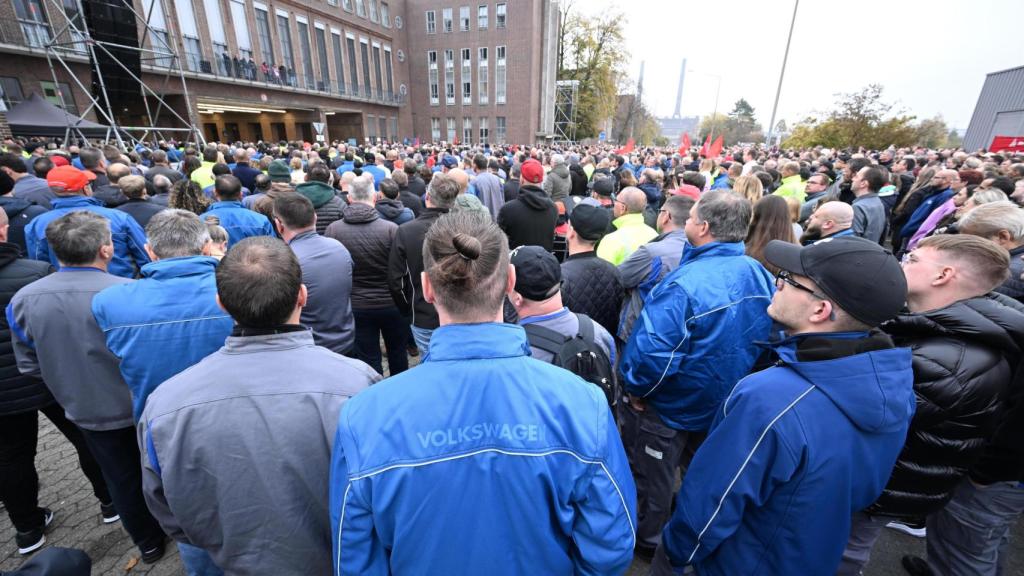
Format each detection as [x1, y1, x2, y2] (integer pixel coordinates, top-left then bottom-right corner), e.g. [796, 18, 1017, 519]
[523, 322, 572, 356]
[575, 313, 596, 345]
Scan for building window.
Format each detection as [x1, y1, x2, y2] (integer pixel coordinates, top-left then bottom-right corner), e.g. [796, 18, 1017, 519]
[277, 14, 297, 86]
[332, 32, 345, 93]
[459, 6, 470, 31]
[255, 7, 275, 67]
[442, 8, 452, 33]
[383, 47, 394, 99]
[60, 0, 87, 52]
[462, 117, 472, 145]
[315, 27, 330, 91]
[427, 51, 439, 105]
[346, 36, 359, 95]
[372, 44, 383, 99]
[444, 49, 455, 105]
[213, 42, 230, 75]
[496, 2, 506, 28]
[431, 117, 441, 141]
[144, 0, 171, 66]
[327, 0, 337, 7]
[368, 0, 378, 23]
[183, 36, 203, 72]
[390, 116, 398, 141]
[479, 117, 489, 144]
[461, 48, 471, 104]
[496, 45, 506, 104]
[446, 117, 455, 142]
[495, 116, 506, 143]
[41, 81, 77, 116]
[13, 0, 50, 49]
[230, 0, 253, 69]
[342, 0, 353, 10]
[378, 117, 387, 141]
[203, 0, 229, 74]
[425, 10, 435, 34]
[380, 2, 390, 27]
[477, 47, 488, 105]
[297, 21, 315, 89]
[367, 114, 376, 140]
[360, 40, 371, 98]
[0, 77, 25, 110]
[355, 0, 366, 18]
[477, 5, 487, 29]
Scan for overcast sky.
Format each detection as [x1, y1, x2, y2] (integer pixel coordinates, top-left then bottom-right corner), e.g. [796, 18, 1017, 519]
[584, 0, 1024, 131]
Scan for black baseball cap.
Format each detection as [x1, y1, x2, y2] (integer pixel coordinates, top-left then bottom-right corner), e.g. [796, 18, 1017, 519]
[588, 177, 615, 197]
[510, 246, 561, 301]
[764, 236, 907, 327]
[569, 202, 611, 242]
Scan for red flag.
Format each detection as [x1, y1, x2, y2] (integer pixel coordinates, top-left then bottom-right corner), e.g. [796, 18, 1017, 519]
[708, 135, 724, 159]
[614, 138, 636, 155]
[700, 134, 712, 156]
[678, 133, 691, 155]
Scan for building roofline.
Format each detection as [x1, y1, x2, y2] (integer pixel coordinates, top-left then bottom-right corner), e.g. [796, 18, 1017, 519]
[986, 64, 1024, 77]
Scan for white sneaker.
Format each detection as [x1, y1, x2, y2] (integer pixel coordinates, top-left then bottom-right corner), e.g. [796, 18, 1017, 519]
[886, 520, 926, 538]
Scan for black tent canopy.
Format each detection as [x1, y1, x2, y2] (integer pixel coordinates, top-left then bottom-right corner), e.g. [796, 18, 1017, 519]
[6, 93, 112, 138]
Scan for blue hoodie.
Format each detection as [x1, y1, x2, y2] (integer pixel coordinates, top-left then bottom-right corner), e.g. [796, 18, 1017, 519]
[329, 322, 637, 575]
[661, 332, 915, 575]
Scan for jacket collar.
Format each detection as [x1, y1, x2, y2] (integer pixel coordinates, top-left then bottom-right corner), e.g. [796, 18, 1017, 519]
[140, 255, 220, 280]
[425, 322, 531, 362]
[612, 213, 647, 230]
[782, 174, 802, 185]
[680, 241, 744, 266]
[208, 200, 244, 209]
[53, 195, 103, 208]
[565, 250, 597, 261]
[223, 328, 315, 353]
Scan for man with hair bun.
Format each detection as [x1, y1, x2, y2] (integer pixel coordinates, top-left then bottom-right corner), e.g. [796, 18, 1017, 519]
[330, 211, 636, 575]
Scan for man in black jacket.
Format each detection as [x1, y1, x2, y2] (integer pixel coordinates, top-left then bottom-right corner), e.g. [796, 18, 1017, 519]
[115, 175, 165, 229]
[388, 173, 458, 353]
[560, 201, 622, 337]
[497, 159, 558, 251]
[0, 171, 47, 256]
[0, 209, 116, 555]
[839, 234, 1024, 575]
[404, 162, 426, 201]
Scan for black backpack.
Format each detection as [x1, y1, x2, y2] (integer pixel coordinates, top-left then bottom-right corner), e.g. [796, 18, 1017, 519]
[523, 314, 616, 406]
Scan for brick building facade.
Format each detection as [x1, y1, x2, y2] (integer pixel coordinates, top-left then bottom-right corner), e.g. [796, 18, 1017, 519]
[0, 0, 556, 145]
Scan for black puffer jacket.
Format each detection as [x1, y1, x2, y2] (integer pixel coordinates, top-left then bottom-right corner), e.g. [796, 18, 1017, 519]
[325, 203, 397, 310]
[994, 244, 1024, 303]
[496, 185, 558, 251]
[560, 251, 624, 337]
[296, 181, 345, 234]
[869, 294, 1024, 518]
[0, 242, 54, 416]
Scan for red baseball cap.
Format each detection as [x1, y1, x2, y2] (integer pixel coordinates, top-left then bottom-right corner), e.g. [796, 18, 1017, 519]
[50, 155, 70, 167]
[46, 165, 95, 193]
[671, 184, 702, 200]
[520, 159, 544, 184]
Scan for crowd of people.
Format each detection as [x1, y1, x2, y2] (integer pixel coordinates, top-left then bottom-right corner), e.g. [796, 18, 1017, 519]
[0, 134, 1023, 576]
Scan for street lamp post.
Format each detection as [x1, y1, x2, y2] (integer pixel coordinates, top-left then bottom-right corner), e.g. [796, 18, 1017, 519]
[766, 0, 799, 147]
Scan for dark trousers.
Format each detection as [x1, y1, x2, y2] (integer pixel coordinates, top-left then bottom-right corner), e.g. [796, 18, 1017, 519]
[619, 401, 706, 551]
[79, 426, 165, 551]
[0, 403, 111, 533]
[353, 307, 410, 376]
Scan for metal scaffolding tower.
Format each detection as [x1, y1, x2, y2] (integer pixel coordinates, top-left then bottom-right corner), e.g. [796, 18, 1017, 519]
[553, 80, 579, 144]
[42, 0, 204, 149]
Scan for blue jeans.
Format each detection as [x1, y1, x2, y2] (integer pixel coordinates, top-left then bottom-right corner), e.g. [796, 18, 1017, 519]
[927, 479, 1024, 576]
[178, 543, 224, 576]
[410, 325, 434, 356]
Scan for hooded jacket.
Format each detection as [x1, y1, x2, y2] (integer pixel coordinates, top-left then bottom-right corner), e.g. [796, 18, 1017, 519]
[569, 163, 589, 197]
[326, 203, 398, 310]
[663, 332, 915, 575]
[0, 196, 47, 256]
[0, 243, 52, 416]
[375, 198, 414, 225]
[296, 181, 345, 234]
[92, 256, 234, 420]
[622, 242, 775, 431]
[497, 184, 558, 251]
[868, 294, 1024, 518]
[387, 208, 448, 329]
[542, 162, 571, 203]
[329, 322, 637, 575]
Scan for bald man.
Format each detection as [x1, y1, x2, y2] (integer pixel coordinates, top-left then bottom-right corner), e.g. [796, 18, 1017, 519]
[898, 169, 960, 247]
[597, 187, 658, 265]
[801, 201, 854, 245]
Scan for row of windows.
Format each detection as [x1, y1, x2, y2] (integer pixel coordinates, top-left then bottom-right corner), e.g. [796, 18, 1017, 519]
[429, 116, 507, 144]
[426, 3, 505, 34]
[365, 114, 399, 142]
[1, 76, 77, 115]
[427, 46, 505, 106]
[332, 0, 391, 29]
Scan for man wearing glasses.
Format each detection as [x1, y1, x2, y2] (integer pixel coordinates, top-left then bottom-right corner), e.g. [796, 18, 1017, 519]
[799, 173, 832, 224]
[653, 235, 914, 575]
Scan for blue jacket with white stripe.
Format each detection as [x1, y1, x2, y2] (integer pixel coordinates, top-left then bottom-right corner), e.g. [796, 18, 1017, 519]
[328, 322, 637, 576]
[621, 241, 775, 431]
[662, 332, 915, 575]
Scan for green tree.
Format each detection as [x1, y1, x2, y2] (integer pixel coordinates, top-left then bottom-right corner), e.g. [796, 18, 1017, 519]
[783, 85, 916, 149]
[914, 116, 952, 149]
[557, 4, 628, 139]
[697, 104, 763, 145]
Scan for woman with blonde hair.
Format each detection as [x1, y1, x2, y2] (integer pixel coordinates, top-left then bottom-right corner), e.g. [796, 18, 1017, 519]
[289, 156, 305, 186]
[733, 175, 764, 204]
[745, 195, 797, 275]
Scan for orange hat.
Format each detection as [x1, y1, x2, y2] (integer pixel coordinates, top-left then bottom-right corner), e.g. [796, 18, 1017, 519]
[46, 165, 95, 193]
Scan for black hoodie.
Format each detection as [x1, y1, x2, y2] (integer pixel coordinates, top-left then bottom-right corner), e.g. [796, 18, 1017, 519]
[496, 184, 558, 251]
[0, 196, 48, 256]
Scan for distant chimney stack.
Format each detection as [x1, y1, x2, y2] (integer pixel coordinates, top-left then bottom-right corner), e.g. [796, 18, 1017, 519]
[673, 58, 687, 119]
